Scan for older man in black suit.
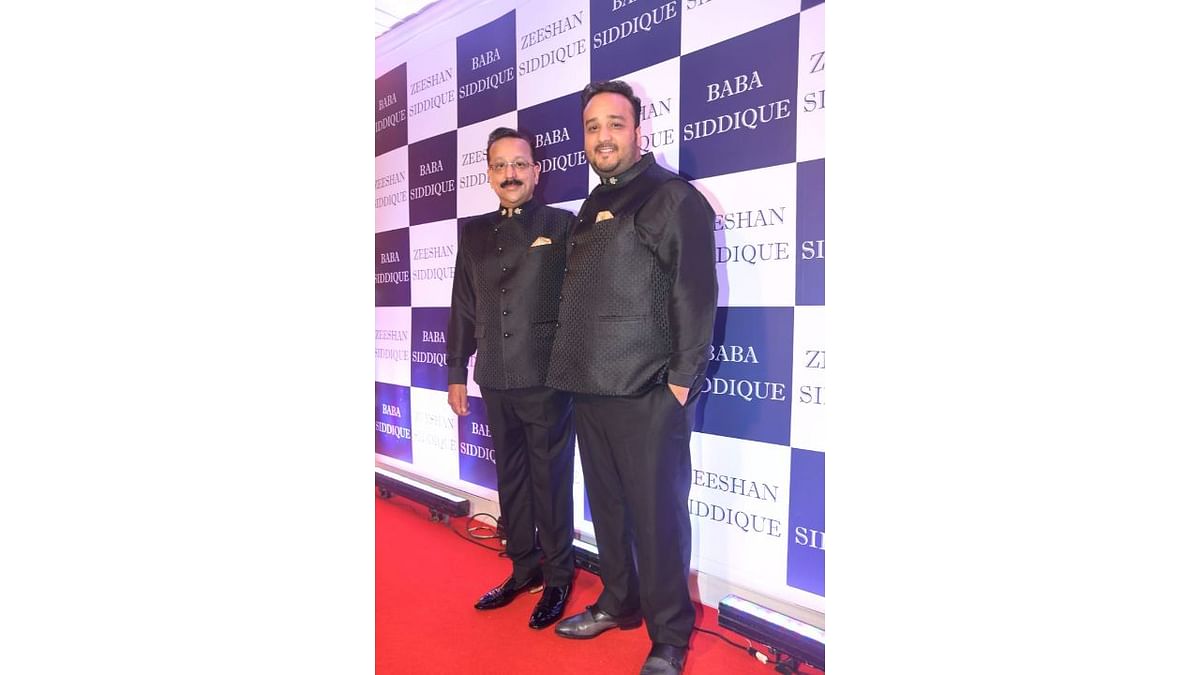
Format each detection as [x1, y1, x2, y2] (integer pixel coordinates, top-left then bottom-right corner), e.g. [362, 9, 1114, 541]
[446, 126, 576, 630]
[546, 81, 718, 675]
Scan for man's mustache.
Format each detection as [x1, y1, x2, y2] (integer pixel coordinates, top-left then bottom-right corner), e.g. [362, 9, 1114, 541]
[500, 179, 524, 188]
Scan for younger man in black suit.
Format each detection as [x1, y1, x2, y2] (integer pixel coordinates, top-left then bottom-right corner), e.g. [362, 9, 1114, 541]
[547, 82, 718, 675]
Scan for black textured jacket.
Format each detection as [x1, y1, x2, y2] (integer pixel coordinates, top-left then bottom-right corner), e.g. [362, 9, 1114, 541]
[447, 199, 574, 389]
[546, 153, 717, 395]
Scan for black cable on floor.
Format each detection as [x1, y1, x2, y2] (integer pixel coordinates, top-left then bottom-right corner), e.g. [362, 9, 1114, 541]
[465, 512, 503, 540]
[444, 512, 507, 554]
[378, 494, 508, 555]
[695, 625, 824, 672]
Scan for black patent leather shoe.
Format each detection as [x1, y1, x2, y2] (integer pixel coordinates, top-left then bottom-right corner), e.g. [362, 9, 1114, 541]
[528, 583, 571, 629]
[473, 570, 544, 610]
[553, 604, 642, 639]
[639, 643, 688, 675]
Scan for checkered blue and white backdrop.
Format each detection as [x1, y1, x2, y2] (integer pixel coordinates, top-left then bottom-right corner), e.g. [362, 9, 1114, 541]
[376, 0, 825, 615]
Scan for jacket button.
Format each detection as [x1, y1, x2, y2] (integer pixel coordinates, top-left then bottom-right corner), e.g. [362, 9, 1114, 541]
[570, 241, 576, 247]
[502, 310, 509, 316]
[503, 332, 511, 338]
[563, 267, 568, 273]
[500, 288, 507, 294]
[497, 247, 503, 253]
[502, 266, 508, 272]
[558, 295, 563, 301]
[493, 228, 499, 233]
[555, 322, 560, 328]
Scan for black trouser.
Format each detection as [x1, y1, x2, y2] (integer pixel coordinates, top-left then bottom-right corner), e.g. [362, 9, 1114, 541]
[574, 385, 698, 648]
[480, 385, 576, 587]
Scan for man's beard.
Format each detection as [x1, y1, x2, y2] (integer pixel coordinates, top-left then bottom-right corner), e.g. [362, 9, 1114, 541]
[589, 143, 623, 173]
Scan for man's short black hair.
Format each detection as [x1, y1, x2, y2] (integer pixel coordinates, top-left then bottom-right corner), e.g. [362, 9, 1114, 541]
[580, 80, 642, 127]
[486, 127, 536, 159]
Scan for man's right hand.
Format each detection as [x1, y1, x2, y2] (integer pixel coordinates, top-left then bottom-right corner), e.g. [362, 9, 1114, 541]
[447, 384, 469, 416]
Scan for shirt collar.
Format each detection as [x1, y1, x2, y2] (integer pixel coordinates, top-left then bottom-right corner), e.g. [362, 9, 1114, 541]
[498, 198, 542, 220]
[595, 153, 655, 191]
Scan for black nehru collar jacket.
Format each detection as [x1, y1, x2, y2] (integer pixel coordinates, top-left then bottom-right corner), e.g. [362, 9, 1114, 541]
[447, 198, 573, 390]
[545, 153, 718, 396]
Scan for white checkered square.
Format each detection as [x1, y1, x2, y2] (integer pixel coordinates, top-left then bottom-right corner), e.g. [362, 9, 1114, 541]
[790, 305, 826, 451]
[796, 2, 825, 163]
[456, 112, 519, 217]
[408, 386, 461, 479]
[516, 1, 591, 108]
[406, 44, 459, 144]
[691, 163, 797, 307]
[688, 432, 794, 597]
[375, 307, 412, 386]
[375, 146, 409, 233]
[408, 220, 458, 307]
[680, 0, 801, 56]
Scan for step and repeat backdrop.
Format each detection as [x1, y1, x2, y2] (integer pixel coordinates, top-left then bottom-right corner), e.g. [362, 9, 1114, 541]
[376, 0, 825, 613]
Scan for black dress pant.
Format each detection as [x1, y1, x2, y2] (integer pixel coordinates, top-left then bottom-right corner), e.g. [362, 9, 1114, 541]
[479, 385, 576, 586]
[574, 385, 698, 648]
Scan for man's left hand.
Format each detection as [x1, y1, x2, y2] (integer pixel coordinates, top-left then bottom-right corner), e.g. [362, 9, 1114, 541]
[668, 384, 688, 406]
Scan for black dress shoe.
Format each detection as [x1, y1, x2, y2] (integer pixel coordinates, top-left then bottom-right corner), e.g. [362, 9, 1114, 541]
[528, 583, 570, 629]
[639, 643, 688, 675]
[553, 604, 642, 639]
[473, 570, 544, 610]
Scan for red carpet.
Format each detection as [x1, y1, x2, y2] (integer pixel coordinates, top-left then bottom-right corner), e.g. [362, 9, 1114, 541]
[377, 496, 822, 675]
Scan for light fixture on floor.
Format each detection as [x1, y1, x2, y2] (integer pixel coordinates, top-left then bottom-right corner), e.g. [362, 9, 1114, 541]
[717, 594, 824, 671]
[572, 538, 601, 575]
[375, 467, 469, 518]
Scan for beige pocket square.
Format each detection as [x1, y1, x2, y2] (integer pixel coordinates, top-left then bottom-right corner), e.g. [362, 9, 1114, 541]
[595, 210, 615, 222]
[530, 236, 553, 247]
